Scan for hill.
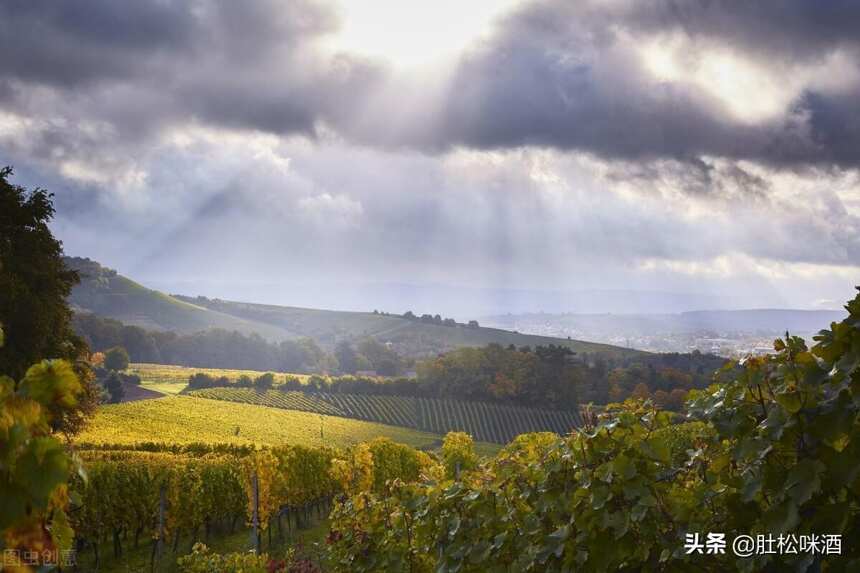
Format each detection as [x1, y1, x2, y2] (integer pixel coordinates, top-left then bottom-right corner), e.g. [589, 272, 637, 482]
[64, 257, 296, 339]
[75, 395, 442, 449]
[65, 256, 639, 360]
[186, 387, 583, 444]
[172, 295, 639, 359]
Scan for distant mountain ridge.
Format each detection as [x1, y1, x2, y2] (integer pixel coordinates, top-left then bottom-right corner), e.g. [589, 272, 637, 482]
[483, 308, 847, 336]
[64, 257, 639, 360]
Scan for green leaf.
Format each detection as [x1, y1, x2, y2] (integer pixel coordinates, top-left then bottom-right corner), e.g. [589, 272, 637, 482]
[612, 454, 637, 480]
[763, 502, 798, 534]
[775, 390, 802, 414]
[785, 460, 824, 505]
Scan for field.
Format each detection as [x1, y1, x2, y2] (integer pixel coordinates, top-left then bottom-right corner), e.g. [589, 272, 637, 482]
[187, 387, 582, 444]
[131, 362, 310, 394]
[75, 395, 441, 449]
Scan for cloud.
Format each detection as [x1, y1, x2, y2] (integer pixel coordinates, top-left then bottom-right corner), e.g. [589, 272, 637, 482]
[3, 0, 860, 170]
[0, 0, 858, 313]
[0, 0, 382, 151]
[432, 0, 860, 167]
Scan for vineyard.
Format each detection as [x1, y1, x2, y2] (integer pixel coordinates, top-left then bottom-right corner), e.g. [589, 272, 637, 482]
[186, 387, 582, 444]
[324, 294, 860, 572]
[70, 438, 431, 571]
[75, 396, 441, 449]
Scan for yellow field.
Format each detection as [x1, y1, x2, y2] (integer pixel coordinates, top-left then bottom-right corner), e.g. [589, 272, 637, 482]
[76, 395, 441, 449]
[131, 363, 311, 395]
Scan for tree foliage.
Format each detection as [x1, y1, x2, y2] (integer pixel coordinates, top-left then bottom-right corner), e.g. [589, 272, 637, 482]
[103, 346, 130, 371]
[74, 312, 336, 373]
[0, 167, 87, 379]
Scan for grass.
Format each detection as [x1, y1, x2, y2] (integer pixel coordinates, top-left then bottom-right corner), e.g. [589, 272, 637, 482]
[74, 509, 330, 573]
[75, 395, 441, 449]
[131, 363, 311, 395]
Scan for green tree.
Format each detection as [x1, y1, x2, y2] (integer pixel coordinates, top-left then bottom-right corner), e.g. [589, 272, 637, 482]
[358, 338, 403, 376]
[0, 167, 97, 436]
[335, 340, 361, 374]
[104, 371, 126, 403]
[0, 167, 86, 379]
[254, 372, 275, 390]
[103, 345, 130, 371]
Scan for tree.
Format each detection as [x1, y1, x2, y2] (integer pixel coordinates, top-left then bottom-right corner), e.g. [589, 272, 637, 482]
[335, 341, 360, 374]
[0, 167, 97, 436]
[0, 167, 86, 379]
[103, 345, 130, 371]
[357, 338, 403, 376]
[104, 371, 125, 403]
[254, 372, 275, 390]
[630, 382, 651, 400]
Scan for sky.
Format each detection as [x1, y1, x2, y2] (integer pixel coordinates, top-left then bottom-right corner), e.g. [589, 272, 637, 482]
[0, 0, 858, 315]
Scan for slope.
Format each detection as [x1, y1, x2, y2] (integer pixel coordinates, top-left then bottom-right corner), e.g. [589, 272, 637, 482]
[65, 256, 639, 359]
[65, 257, 296, 340]
[75, 395, 441, 449]
[187, 387, 583, 444]
[173, 296, 640, 359]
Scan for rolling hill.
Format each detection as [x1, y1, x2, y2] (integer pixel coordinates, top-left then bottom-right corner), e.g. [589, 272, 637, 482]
[65, 257, 297, 339]
[65, 257, 640, 360]
[75, 395, 442, 449]
[171, 296, 639, 359]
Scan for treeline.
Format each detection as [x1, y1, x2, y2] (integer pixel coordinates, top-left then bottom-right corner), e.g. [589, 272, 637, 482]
[72, 313, 410, 375]
[74, 314, 725, 410]
[394, 310, 479, 328]
[416, 343, 726, 410]
[183, 343, 726, 411]
[578, 349, 728, 410]
[185, 371, 421, 395]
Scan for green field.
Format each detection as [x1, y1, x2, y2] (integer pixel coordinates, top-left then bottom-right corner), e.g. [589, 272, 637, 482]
[187, 387, 581, 444]
[76, 395, 441, 449]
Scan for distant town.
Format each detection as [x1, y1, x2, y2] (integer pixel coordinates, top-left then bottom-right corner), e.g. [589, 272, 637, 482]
[481, 309, 847, 358]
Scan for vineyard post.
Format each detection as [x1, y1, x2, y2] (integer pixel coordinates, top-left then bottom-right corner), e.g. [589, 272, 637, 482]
[251, 472, 261, 554]
[152, 483, 166, 573]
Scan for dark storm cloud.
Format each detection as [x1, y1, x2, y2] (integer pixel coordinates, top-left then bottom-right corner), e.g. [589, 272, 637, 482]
[0, 0, 197, 87]
[0, 0, 379, 143]
[434, 0, 860, 167]
[625, 0, 860, 61]
[2, 0, 860, 168]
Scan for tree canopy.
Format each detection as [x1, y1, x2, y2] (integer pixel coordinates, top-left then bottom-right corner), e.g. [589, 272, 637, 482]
[0, 167, 86, 379]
